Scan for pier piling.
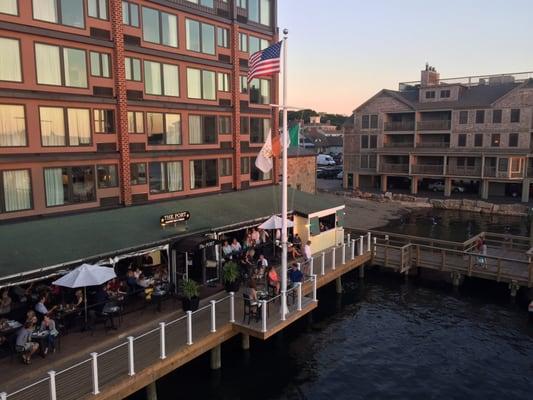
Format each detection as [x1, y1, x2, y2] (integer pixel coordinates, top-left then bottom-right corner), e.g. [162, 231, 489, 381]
[241, 333, 250, 350]
[146, 382, 158, 400]
[335, 276, 342, 294]
[210, 344, 222, 370]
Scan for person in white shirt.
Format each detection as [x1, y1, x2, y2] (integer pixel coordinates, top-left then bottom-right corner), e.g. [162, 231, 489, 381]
[251, 229, 260, 245]
[231, 238, 242, 254]
[222, 240, 233, 258]
[304, 240, 312, 261]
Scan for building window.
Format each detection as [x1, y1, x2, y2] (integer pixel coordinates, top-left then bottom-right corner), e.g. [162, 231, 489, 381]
[0, 104, 26, 147]
[185, 0, 214, 7]
[425, 91, 435, 99]
[370, 136, 377, 148]
[241, 157, 250, 174]
[0, 0, 18, 15]
[237, 0, 247, 8]
[474, 134, 483, 147]
[440, 89, 450, 98]
[122, 1, 139, 27]
[218, 73, 230, 92]
[35, 44, 87, 88]
[475, 110, 485, 124]
[144, 61, 179, 97]
[240, 117, 249, 134]
[458, 134, 466, 147]
[187, 68, 216, 100]
[33, 0, 85, 28]
[125, 57, 141, 81]
[90, 52, 111, 78]
[88, 0, 108, 20]
[220, 158, 232, 177]
[219, 116, 231, 134]
[97, 164, 118, 188]
[509, 133, 518, 147]
[492, 109, 502, 124]
[370, 115, 378, 129]
[0, 38, 21, 82]
[142, 7, 178, 48]
[217, 27, 229, 48]
[188, 115, 217, 144]
[251, 157, 271, 181]
[249, 35, 268, 54]
[510, 109, 521, 123]
[240, 76, 248, 93]
[459, 111, 468, 124]
[361, 115, 369, 129]
[40, 107, 91, 146]
[361, 135, 368, 149]
[248, 0, 270, 26]
[249, 78, 270, 104]
[250, 118, 270, 143]
[147, 112, 181, 145]
[1, 170, 31, 212]
[239, 33, 247, 52]
[190, 159, 217, 189]
[131, 163, 147, 185]
[44, 166, 96, 206]
[149, 161, 183, 193]
[186, 19, 215, 55]
[128, 111, 144, 134]
[94, 109, 115, 133]
[491, 133, 500, 147]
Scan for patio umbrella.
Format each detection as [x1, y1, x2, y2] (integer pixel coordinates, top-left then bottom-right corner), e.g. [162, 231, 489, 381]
[53, 263, 116, 323]
[259, 216, 295, 257]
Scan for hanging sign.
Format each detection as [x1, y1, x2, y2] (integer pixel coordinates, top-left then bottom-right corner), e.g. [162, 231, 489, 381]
[160, 211, 190, 226]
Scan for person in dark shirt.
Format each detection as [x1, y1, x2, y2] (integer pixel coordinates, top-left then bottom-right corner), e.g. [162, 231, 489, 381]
[288, 263, 303, 288]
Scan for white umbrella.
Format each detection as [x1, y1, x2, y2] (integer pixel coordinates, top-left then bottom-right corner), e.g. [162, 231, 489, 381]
[53, 263, 116, 323]
[259, 215, 294, 230]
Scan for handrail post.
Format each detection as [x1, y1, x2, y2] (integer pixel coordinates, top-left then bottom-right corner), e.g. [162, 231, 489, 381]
[297, 282, 302, 311]
[281, 291, 287, 321]
[186, 311, 193, 345]
[321, 252, 325, 275]
[342, 243, 346, 264]
[159, 322, 166, 360]
[367, 232, 371, 252]
[312, 274, 317, 302]
[347, 233, 351, 244]
[229, 292, 235, 323]
[373, 237, 377, 257]
[359, 236, 364, 256]
[0, 392, 6, 400]
[48, 370, 57, 400]
[210, 300, 217, 333]
[261, 300, 267, 332]
[127, 336, 135, 376]
[309, 256, 314, 276]
[91, 352, 100, 394]
[351, 239, 355, 260]
[332, 247, 336, 270]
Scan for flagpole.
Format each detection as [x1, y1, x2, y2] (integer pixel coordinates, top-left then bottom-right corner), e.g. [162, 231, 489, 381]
[281, 29, 289, 321]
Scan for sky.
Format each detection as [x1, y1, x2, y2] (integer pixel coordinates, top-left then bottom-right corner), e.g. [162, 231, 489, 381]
[278, 0, 533, 115]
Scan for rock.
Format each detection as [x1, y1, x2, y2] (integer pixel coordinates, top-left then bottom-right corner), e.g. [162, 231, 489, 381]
[415, 197, 429, 203]
[384, 191, 393, 200]
[476, 200, 493, 213]
[430, 199, 446, 209]
[461, 199, 481, 212]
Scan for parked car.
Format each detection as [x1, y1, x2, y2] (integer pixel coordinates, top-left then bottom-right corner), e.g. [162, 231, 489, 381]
[336, 171, 343, 180]
[428, 181, 465, 193]
[317, 154, 336, 166]
[317, 167, 342, 179]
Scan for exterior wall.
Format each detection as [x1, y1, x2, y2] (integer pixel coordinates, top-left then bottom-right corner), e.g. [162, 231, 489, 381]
[287, 155, 316, 194]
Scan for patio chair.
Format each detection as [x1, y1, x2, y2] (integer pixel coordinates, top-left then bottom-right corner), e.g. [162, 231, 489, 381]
[242, 294, 259, 324]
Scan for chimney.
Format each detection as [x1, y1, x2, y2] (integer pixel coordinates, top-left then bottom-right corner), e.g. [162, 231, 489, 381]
[421, 64, 440, 87]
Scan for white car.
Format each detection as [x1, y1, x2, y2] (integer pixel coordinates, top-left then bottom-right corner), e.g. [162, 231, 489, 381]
[336, 171, 343, 180]
[317, 154, 336, 166]
[428, 182, 465, 193]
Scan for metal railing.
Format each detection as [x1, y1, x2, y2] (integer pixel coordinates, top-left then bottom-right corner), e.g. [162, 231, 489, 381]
[416, 141, 450, 148]
[383, 142, 413, 148]
[380, 163, 409, 173]
[411, 164, 444, 175]
[417, 120, 451, 131]
[447, 166, 482, 176]
[384, 121, 415, 131]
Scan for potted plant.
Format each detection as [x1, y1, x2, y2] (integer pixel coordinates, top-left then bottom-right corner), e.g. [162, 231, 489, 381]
[180, 279, 200, 312]
[222, 261, 241, 293]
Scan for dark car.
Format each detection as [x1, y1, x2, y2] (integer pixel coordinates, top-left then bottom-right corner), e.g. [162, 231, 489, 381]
[317, 167, 342, 179]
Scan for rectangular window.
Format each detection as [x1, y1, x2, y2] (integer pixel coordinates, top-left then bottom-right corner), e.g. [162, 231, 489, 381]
[474, 134, 483, 147]
[219, 116, 231, 134]
[218, 73, 230, 92]
[40, 107, 91, 146]
[190, 159, 217, 189]
[44, 166, 95, 206]
[122, 1, 139, 27]
[239, 33, 247, 52]
[240, 117, 249, 134]
[492, 109, 502, 124]
[220, 158, 232, 177]
[498, 158, 508, 173]
[147, 112, 181, 145]
[240, 76, 248, 93]
[251, 157, 271, 181]
[249, 78, 270, 104]
[131, 163, 147, 185]
[142, 7, 177, 47]
[88, 0, 108, 20]
[250, 118, 270, 143]
[33, 0, 85, 28]
[361, 115, 369, 129]
[475, 110, 485, 124]
[186, 68, 216, 100]
[249, 36, 268, 54]
[185, 0, 214, 7]
[186, 19, 215, 55]
[188, 115, 217, 144]
[90, 52, 111, 78]
[510, 109, 521, 123]
[35, 43, 87, 88]
[509, 133, 518, 147]
[97, 164, 118, 188]
[491, 133, 500, 147]
[459, 111, 468, 124]
[217, 27, 229, 48]
[237, 0, 247, 8]
[125, 57, 141, 81]
[361, 135, 368, 149]
[144, 61, 179, 96]
[0, 104, 26, 147]
[370, 115, 378, 129]
[425, 91, 435, 99]
[458, 134, 466, 147]
[0, 38, 22, 82]
[0, 0, 18, 15]
[240, 157, 250, 174]
[370, 136, 377, 148]
[149, 161, 183, 193]
[127, 111, 144, 133]
[94, 109, 115, 133]
[440, 89, 450, 98]
[2, 169, 32, 212]
[248, 0, 270, 26]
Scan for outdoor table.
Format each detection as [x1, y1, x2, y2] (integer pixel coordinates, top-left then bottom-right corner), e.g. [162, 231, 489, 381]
[30, 330, 50, 357]
[55, 306, 80, 334]
[101, 302, 120, 330]
[0, 320, 22, 337]
[152, 288, 167, 312]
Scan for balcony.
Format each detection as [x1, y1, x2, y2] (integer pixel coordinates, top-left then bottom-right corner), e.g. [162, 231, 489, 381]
[384, 121, 415, 131]
[383, 141, 413, 148]
[417, 140, 450, 148]
[417, 120, 451, 131]
[447, 166, 482, 177]
[411, 164, 444, 175]
[380, 163, 409, 174]
[169, 0, 229, 15]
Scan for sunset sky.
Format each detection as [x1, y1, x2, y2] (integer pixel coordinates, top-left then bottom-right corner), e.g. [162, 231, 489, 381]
[278, 0, 533, 115]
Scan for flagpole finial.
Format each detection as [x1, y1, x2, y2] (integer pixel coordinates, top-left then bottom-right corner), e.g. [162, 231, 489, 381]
[283, 28, 289, 36]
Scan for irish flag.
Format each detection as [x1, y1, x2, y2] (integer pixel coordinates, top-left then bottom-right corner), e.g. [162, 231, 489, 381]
[255, 130, 284, 173]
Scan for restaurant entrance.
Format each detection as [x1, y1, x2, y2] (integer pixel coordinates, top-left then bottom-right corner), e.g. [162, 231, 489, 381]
[172, 235, 220, 287]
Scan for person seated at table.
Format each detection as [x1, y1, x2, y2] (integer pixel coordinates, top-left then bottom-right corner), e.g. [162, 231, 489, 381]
[251, 228, 260, 246]
[0, 289, 12, 317]
[94, 285, 110, 309]
[288, 242, 302, 261]
[133, 267, 142, 279]
[259, 229, 270, 244]
[106, 279, 126, 300]
[156, 266, 169, 282]
[289, 263, 304, 288]
[231, 238, 242, 255]
[71, 289, 84, 310]
[25, 310, 36, 325]
[266, 266, 280, 295]
[256, 254, 268, 278]
[243, 279, 260, 307]
[16, 322, 39, 364]
[142, 254, 153, 266]
[35, 294, 57, 319]
[222, 240, 233, 258]
[137, 273, 152, 288]
[126, 269, 142, 294]
[40, 315, 59, 355]
[243, 233, 253, 250]
[293, 233, 302, 250]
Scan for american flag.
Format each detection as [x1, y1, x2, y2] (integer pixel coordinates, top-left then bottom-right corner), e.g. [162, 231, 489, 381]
[247, 41, 283, 83]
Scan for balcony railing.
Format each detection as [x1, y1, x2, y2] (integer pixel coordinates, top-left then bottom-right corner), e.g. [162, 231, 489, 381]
[416, 141, 450, 148]
[383, 142, 414, 148]
[380, 163, 409, 173]
[447, 166, 482, 177]
[484, 166, 497, 177]
[411, 164, 444, 175]
[417, 120, 452, 131]
[384, 121, 415, 131]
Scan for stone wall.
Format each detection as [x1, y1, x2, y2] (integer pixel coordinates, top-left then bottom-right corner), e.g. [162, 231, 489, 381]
[287, 155, 316, 194]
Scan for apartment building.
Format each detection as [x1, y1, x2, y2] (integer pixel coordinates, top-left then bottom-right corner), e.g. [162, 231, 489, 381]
[0, 0, 278, 222]
[344, 66, 533, 202]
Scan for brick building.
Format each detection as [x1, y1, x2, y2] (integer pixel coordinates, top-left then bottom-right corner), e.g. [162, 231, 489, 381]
[344, 66, 533, 202]
[287, 147, 316, 194]
[0, 0, 278, 222]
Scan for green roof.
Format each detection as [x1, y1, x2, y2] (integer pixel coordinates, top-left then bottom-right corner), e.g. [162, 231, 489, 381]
[0, 186, 343, 281]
